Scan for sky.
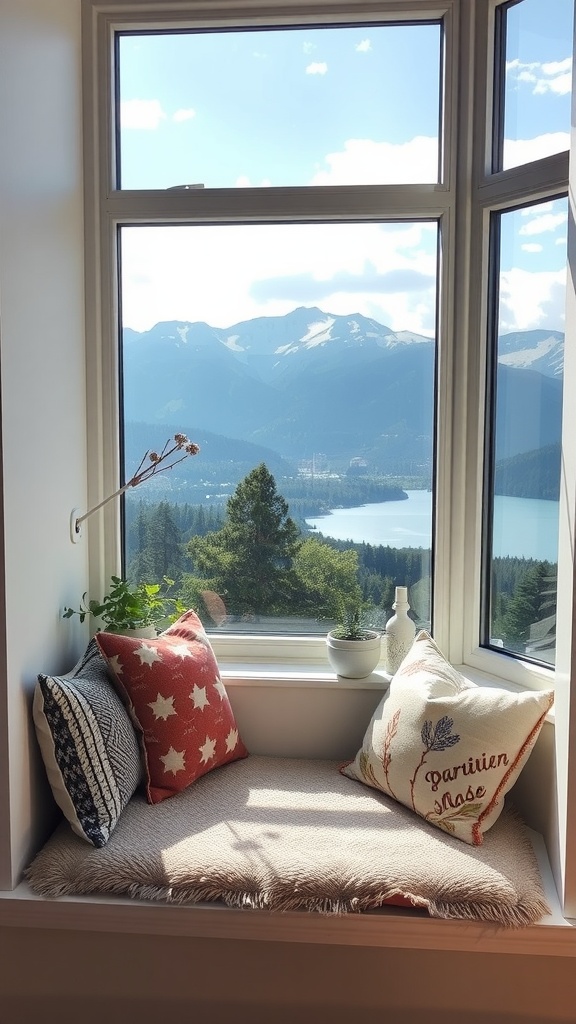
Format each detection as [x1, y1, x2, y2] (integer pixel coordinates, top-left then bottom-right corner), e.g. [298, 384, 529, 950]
[118, 2, 573, 337]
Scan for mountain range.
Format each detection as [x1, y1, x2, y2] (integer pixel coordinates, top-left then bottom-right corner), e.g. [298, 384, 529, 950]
[122, 307, 563, 487]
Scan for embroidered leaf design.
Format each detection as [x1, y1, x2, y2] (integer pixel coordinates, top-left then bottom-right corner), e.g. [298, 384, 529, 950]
[426, 803, 483, 834]
[410, 716, 460, 811]
[421, 720, 433, 749]
[420, 716, 460, 753]
[380, 709, 401, 799]
[384, 709, 401, 746]
[359, 752, 381, 791]
[434, 819, 456, 834]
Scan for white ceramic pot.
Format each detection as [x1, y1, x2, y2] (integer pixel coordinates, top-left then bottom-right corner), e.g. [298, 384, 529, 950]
[326, 630, 382, 679]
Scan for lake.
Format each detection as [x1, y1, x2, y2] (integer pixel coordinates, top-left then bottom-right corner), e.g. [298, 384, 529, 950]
[305, 490, 559, 562]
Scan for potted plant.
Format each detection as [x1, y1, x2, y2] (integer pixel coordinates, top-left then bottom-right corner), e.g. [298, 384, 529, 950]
[326, 601, 382, 679]
[63, 575, 186, 636]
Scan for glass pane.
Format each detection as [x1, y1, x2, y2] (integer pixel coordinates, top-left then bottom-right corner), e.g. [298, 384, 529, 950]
[487, 196, 567, 666]
[500, 0, 573, 171]
[120, 221, 437, 634]
[117, 23, 441, 188]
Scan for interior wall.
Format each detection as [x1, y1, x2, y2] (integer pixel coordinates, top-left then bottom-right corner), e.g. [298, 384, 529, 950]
[0, 0, 88, 889]
[0, 928, 575, 1024]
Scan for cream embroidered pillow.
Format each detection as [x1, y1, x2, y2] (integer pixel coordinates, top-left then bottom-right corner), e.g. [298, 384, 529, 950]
[341, 631, 553, 845]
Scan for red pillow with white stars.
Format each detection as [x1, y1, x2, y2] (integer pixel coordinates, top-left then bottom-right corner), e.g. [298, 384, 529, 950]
[95, 610, 248, 803]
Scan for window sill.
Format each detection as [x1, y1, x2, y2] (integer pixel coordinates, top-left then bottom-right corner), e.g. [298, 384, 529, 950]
[218, 659, 555, 723]
[0, 832, 572, 955]
[220, 664, 392, 689]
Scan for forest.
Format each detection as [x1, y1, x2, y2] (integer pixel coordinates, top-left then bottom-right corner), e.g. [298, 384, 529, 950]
[124, 464, 556, 652]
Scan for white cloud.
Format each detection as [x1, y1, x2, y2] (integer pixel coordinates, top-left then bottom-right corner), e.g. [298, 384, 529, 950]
[303, 42, 315, 54]
[506, 58, 537, 73]
[306, 62, 328, 75]
[506, 56, 572, 96]
[120, 221, 438, 335]
[503, 132, 570, 168]
[310, 136, 438, 185]
[519, 212, 568, 236]
[521, 201, 553, 216]
[517, 70, 537, 84]
[356, 39, 371, 52]
[172, 108, 196, 123]
[120, 99, 166, 130]
[542, 58, 572, 76]
[499, 267, 566, 332]
[534, 72, 572, 96]
[521, 243, 543, 253]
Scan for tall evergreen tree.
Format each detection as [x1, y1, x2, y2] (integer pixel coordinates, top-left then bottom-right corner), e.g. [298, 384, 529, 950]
[498, 561, 553, 651]
[128, 501, 185, 583]
[188, 464, 301, 617]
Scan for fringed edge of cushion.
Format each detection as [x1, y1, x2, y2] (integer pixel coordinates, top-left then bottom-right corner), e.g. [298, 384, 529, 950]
[427, 894, 551, 929]
[22, 865, 550, 928]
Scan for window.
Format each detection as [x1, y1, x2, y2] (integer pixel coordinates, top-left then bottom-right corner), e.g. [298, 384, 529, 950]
[477, 0, 573, 674]
[117, 24, 442, 188]
[85, 0, 572, 688]
[120, 219, 438, 634]
[495, 0, 572, 171]
[115, 17, 444, 638]
[483, 196, 567, 668]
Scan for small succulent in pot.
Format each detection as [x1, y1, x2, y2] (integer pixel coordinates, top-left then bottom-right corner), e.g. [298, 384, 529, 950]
[330, 601, 378, 640]
[326, 600, 383, 679]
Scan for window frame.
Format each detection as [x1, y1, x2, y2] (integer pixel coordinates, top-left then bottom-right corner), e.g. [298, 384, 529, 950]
[83, 0, 566, 694]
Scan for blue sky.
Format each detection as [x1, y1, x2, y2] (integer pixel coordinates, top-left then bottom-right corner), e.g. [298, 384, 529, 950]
[118, 5, 572, 336]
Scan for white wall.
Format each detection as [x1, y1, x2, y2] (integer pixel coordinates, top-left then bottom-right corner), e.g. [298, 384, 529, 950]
[0, 0, 88, 889]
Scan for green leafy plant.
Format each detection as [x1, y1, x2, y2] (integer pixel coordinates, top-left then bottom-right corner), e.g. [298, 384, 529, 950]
[63, 575, 186, 632]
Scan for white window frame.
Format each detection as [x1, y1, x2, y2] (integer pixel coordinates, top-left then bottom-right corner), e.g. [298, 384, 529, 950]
[82, 0, 570, 699]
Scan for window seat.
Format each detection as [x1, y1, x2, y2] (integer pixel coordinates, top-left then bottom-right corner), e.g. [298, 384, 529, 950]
[22, 755, 556, 936]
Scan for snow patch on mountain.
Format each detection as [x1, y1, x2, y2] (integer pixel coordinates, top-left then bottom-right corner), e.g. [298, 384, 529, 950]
[384, 330, 433, 346]
[498, 334, 561, 370]
[224, 333, 244, 352]
[176, 325, 190, 343]
[299, 317, 336, 349]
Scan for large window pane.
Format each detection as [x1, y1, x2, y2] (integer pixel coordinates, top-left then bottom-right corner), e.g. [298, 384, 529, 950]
[485, 196, 567, 666]
[117, 23, 441, 189]
[120, 221, 437, 633]
[497, 0, 573, 171]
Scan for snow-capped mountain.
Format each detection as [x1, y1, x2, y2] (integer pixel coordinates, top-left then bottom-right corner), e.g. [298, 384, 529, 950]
[497, 329, 564, 379]
[122, 307, 563, 466]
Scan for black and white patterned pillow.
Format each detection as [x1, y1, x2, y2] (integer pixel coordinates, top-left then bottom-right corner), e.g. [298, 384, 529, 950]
[33, 638, 142, 847]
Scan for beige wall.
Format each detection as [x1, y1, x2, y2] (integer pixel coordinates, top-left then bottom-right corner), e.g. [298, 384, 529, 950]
[0, 928, 574, 1023]
[0, 0, 88, 888]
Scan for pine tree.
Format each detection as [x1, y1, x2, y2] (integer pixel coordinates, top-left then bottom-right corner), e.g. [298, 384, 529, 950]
[499, 561, 553, 651]
[188, 464, 301, 618]
[128, 501, 185, 584]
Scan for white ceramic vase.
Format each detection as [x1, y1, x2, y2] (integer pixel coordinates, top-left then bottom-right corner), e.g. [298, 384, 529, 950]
[384, 586, 416, 675]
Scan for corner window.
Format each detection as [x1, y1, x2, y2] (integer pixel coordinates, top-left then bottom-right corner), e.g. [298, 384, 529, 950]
[84, 0, 573, 686]
[483, 195, 567, 667]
